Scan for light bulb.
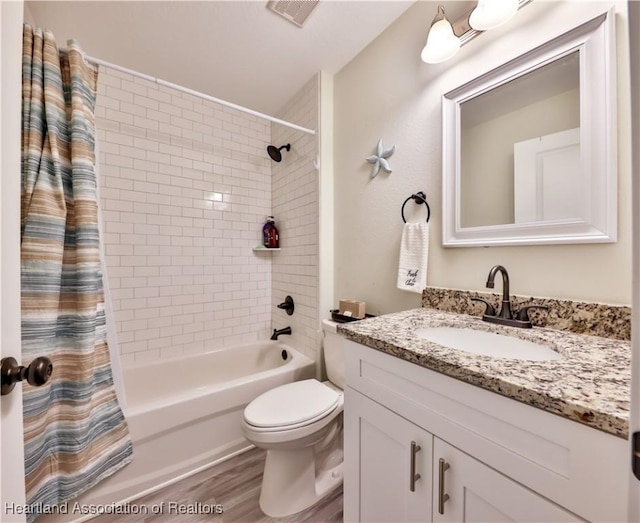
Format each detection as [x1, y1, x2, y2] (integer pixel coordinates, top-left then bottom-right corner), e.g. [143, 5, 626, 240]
[421, 7, 461, 64]
[469, 0, 519, 31]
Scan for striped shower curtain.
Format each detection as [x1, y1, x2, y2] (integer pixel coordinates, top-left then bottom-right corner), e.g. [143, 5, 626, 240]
[21, 26, 132, 520]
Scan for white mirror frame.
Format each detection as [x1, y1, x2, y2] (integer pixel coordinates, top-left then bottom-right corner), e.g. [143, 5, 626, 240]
[442, 9, 617, 247]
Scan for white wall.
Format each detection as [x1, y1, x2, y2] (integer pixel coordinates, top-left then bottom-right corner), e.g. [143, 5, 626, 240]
[1, 1, 28, 517]
[628, 1, 640, 516]
[318, 71, 335, 325]
[23, 1, 36, 25]
[96, 66, 273, 365]
[334, 0, 632, 312]
[271, 76, 320, 362]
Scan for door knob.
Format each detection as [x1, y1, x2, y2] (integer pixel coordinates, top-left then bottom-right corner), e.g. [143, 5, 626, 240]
[1, 356, 53, 396]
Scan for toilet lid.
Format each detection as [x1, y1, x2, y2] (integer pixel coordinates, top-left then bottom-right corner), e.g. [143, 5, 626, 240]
[244, 379, 340, 428]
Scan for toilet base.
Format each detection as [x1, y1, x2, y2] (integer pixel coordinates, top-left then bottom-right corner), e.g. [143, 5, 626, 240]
[258, 446, 343, 517]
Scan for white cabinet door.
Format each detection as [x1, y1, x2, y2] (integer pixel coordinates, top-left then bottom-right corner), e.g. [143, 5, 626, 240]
[433, 439, 582, 523]
[344, 387, 433, 523]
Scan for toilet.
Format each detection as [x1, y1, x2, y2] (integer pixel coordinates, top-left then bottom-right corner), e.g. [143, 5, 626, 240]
[242, 319, 345, 517]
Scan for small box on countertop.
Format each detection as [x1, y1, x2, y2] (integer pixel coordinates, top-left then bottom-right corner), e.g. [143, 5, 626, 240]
[339, 299, 366, 319]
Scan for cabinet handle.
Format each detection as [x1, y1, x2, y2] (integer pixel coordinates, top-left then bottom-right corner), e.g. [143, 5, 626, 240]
[438, 458, 450, 514]
[409, 441, 421, 492]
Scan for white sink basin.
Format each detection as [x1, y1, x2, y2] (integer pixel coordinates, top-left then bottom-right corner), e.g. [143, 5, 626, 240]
[414, 327, 563, 361]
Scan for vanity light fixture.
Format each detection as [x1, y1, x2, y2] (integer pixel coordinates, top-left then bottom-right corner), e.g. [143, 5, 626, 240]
[420, 5, 461, 64]
[421, 0, 531, 65]
[469, 0, 519, 31]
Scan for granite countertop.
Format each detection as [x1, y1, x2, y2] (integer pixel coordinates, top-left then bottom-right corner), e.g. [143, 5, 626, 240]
[337, 308, 631, 438]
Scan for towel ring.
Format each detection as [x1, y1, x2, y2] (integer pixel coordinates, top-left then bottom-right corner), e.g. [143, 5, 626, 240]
[401, 192, 431, 223]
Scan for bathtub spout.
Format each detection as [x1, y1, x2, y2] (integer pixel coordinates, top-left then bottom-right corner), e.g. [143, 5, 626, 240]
[271, 327, 292, 340]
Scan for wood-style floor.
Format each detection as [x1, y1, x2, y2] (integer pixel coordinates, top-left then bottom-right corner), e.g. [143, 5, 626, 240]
[91, 448, 343, 523]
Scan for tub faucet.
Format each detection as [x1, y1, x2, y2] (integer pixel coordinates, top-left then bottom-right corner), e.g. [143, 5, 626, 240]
[472, 265, 549, 329]
[271, 326, 292, 340]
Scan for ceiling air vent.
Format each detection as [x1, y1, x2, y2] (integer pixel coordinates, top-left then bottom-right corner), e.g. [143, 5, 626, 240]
[266, 0, 320, 28]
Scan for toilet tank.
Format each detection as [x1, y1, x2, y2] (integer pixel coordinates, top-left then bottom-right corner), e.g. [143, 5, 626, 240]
[322, 319, 345, 389]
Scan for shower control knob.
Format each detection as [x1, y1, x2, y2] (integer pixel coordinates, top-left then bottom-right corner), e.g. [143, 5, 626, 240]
[1, 356, 53, 396]
[277, 295, 295, 316]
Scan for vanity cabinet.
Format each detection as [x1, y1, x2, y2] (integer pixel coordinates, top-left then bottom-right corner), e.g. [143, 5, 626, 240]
[346, 389, 581, 523]
[344, 339, 628, 523]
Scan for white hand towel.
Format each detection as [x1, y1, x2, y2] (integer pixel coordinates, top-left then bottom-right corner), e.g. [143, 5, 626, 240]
[397, 222, 429, 293]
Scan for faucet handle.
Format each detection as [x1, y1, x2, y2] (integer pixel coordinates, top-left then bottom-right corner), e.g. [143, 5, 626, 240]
[515, 305, 550, 322]
[277, 295, 295, 316]
[470, 297, 496, 317]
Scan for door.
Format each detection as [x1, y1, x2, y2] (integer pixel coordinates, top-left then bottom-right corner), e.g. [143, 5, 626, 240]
[513, 128, 582, 223]
[344, 387, 432, 523]
[1, 1, 27, 521]
[433, 439, 582, 523]
[629, 0, 640, 520]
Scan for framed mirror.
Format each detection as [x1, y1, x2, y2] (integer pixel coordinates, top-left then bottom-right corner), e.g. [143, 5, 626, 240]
[442, 9, 616, 247]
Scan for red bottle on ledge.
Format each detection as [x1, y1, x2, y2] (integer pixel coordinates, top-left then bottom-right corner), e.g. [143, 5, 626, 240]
[262, 216, 279, 248]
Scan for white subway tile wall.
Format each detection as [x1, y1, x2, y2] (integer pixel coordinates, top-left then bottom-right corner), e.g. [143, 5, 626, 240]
[96, 66, 275, 366]
[271, 77, 320, 361]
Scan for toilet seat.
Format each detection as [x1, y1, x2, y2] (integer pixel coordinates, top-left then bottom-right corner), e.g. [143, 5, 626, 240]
[244, 379, 340, 431]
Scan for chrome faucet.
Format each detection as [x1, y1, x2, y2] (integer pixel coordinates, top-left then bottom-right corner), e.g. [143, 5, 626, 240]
[270, 326, 292, 340]
[470, 265, 549, 329]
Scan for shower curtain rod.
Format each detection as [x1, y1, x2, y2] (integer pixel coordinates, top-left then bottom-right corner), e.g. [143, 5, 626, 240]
[64, 51, 317, 136]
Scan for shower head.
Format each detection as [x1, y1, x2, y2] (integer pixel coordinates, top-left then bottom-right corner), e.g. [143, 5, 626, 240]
[267, 143, 291, 162]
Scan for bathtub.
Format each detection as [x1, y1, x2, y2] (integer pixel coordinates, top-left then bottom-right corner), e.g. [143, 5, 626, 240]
[66, 341, 315, 514]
